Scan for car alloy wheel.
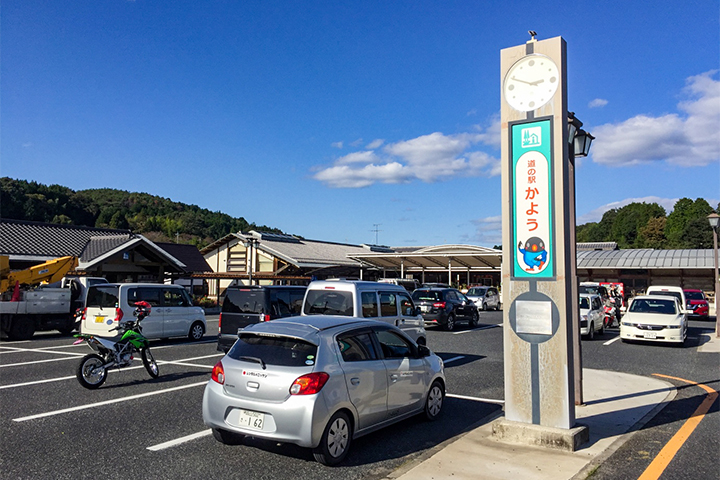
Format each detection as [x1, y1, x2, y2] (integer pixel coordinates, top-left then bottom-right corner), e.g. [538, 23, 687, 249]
[445, 314, 456, 331]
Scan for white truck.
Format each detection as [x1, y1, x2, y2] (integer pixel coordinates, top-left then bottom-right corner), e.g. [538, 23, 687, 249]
[0, 255, 107, 340]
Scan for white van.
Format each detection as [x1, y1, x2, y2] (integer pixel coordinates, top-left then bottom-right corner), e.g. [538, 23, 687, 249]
[301, 279, 427, 345]
[81, 283, 207, 340]
[645, 286, 689, 313]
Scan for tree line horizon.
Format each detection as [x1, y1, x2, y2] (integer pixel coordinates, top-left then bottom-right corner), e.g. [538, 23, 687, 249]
[1, 177, 717, 251]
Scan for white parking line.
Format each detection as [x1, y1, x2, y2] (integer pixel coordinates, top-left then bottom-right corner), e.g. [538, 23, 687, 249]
[13, 381, 208, 422]
[0, 356, 83, 368]
[443, 356, 465, 364]
[0, 353, 222, 390]
[447, 393, 505, 404]
[147, 429, 213, 451]
[147, 392, 506, 453]
[603, 336, 621, 346]
[0, 346, 87, 358]
[453, 323, 502, 335]
[151, 339, 217, 350]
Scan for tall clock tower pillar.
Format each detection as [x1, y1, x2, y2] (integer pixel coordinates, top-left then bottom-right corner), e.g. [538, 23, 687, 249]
[493, 34, 588, 450]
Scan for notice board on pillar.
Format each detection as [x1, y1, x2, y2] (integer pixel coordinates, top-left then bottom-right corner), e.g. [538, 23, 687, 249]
[510, 117, 555, 280]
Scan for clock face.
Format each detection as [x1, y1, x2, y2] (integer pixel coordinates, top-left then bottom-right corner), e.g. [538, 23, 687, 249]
[503, 55, 559, 112]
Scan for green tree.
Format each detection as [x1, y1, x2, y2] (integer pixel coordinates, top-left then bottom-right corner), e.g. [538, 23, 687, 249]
[637, 216, 667, 249]
[610, 203, 666, 248]
[665, 198, 714, 248]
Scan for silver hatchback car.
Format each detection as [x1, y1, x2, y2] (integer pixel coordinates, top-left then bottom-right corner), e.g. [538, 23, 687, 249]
[202, 315, 446, 465]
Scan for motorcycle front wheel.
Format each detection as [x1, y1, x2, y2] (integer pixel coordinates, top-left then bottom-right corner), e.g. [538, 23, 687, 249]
[142, 348, 159, 378]
[76, 354, 108, 389]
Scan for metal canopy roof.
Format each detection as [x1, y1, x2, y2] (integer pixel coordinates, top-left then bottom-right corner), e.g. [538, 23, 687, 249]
[577, 249, 715, 270]
[347, 245, 502, 272]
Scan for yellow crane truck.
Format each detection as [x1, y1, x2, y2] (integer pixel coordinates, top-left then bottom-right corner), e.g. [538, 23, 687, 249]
[0, 255, 90, 340]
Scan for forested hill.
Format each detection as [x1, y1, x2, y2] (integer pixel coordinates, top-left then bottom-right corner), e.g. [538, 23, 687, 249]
[0, 177, 283, 248]
[575, 198, 717, 249]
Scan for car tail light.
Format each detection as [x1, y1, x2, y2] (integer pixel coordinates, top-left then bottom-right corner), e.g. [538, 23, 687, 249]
[211, 361, 225, 385]
[290, 372, 329, 395]
[433, 302, 446, 309]
[115, 307, 123, 323]
[81, 308, 87, 321]
[218, 312, 223, 334]
[262, 314, 270, 322]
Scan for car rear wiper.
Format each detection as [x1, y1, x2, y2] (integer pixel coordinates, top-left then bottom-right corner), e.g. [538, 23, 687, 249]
[239, 356, 266, 370]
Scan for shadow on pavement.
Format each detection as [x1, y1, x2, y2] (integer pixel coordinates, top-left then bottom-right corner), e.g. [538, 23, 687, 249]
[228, 396, 502, 469]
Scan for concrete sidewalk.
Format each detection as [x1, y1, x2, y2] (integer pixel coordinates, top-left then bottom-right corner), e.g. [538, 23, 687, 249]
[387, 368, 675, 480]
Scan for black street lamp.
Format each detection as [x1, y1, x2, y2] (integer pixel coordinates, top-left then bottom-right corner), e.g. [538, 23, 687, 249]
[567, 112, 595, 158]
[708, 213, 720, 337]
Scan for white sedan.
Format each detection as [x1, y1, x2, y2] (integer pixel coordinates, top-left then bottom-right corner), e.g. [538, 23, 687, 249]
[620, 295, 688, 345]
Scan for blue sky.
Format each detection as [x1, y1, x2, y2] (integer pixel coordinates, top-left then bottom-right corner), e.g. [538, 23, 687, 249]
[2, 1, 719, 247]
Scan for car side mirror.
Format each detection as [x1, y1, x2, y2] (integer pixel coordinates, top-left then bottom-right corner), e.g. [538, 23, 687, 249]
[417, 344, 431, 357]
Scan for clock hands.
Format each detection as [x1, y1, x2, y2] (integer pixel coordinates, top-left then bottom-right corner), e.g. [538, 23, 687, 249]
[511, 76, 545, 86]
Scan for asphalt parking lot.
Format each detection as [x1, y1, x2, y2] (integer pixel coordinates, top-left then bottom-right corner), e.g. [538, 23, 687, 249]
[0, 314, 506, 480]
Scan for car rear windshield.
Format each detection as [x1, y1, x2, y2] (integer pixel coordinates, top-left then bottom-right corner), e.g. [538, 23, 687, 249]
[86, 285, 119, 308]
[579, 297, 590, 309]
[228, 333, 317, 367]
[648, 290, 682, 303]
[629, 299, 677, 315]
[303, 290, 353, 316]
[222, 289, 267, 314]
[684, 291, 705, 301]
[412, 290, 442, 302]
[467, 287, 487, 296]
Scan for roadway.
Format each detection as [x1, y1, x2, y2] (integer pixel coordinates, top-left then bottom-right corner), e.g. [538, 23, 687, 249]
[0, 313, 717, 479]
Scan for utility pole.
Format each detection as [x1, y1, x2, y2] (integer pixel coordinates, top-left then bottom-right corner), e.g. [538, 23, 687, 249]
[371, 224, 382, 245]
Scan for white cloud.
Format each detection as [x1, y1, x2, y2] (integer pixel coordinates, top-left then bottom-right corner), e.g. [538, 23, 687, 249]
[331, 141, 343, 149]
[591, 70, 720, 167]
[350, 138, 363, 147]
[313, 124, 500, 188]
[467, 215, 503, 246]
[473, 114, 502, 149]
[313, 162, 410, 188]
[334, 150, 381, 165]
[365, 139, 385, 149]
[589, 98, 608, 108]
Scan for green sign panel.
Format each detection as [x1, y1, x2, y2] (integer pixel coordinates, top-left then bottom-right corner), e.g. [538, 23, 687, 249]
[511, 119, 554, 279]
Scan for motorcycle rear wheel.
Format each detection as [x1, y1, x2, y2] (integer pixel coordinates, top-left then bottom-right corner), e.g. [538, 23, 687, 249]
[77, 354, 107, 389]
[142, 348, 159, 378]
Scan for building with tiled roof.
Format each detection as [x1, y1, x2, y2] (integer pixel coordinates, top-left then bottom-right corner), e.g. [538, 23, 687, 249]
[0, 219, 187, 283]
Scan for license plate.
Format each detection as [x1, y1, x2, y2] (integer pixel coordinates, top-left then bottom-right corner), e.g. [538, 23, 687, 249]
[237, 409, 264, 430]
[94, 316, 106, 324]
[643, 331, 657, 339]
[420, 305, 430, 312]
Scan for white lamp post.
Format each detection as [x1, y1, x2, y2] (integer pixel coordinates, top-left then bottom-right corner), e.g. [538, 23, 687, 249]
[708, 213, 720, 337]
[243, 237, 260, 285]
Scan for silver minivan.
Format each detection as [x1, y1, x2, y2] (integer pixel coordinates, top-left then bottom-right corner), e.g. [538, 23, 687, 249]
[301, 280, 427, 345]
[81, 283, 207, 340]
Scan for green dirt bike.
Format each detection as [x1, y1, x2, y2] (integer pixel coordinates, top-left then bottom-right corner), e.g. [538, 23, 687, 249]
[74, 301, 159, 389]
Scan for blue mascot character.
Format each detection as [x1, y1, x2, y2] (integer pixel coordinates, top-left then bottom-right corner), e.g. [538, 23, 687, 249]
[518, 237, 548, 272]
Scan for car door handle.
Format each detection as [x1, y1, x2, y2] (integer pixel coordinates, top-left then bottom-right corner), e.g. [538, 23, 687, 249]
[389, 374, 399, 382]
[350, 378, 360, 385]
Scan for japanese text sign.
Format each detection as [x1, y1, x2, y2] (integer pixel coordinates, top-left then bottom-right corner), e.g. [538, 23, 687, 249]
[511, 118, 554, 279]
